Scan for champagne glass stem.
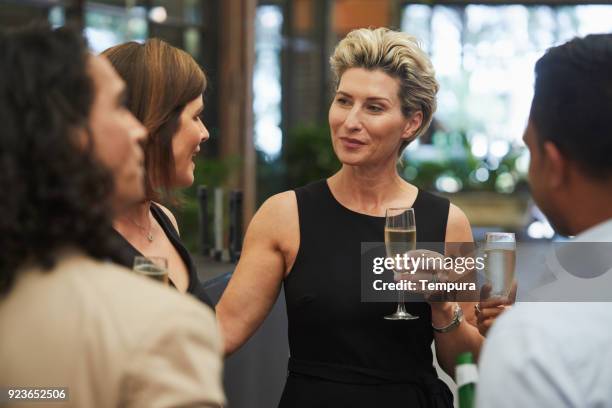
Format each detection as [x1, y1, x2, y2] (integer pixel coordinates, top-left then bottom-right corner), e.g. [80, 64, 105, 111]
[396, 289, 407, 315]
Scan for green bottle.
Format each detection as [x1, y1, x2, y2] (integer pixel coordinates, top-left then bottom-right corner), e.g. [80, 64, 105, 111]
[456, 352, 477, 408]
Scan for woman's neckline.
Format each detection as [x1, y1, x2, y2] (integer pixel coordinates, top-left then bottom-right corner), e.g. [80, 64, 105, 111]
[112, 203, 195, 292]
[322, 179, 420, 220]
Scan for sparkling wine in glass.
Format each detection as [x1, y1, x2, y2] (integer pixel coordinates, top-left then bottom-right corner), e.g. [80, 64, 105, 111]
[384, 207, 418, 320]
[133, 256, 169, 285]
[484, 232, 516, 298]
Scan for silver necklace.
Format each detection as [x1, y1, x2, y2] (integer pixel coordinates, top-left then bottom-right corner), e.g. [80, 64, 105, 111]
[130, 216, 154, 242]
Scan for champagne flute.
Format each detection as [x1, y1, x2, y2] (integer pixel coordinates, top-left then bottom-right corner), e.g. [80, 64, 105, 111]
[484, 232, 516, 299]
[133, 256, 169, 285]
[384, 207, 418, 320]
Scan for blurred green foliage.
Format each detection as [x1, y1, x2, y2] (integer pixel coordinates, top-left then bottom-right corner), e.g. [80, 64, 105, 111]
[255, 123, 340, 204]
[283, 124, 340, 189]
[172, 155, 241, 253]
[256, 151, 286, 205]
[401, 131, 527, 194]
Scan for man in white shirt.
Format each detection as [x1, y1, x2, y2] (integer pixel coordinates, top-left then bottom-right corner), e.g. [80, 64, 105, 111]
[0, 25, 224, 407]
[477, 34, 612, 407]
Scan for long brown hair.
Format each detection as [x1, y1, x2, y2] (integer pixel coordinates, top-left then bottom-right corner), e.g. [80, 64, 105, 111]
[102, 39, 206, 202]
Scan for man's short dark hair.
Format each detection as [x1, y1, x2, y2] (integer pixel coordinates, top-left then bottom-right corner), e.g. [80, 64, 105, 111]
[0, 24, 120, 295]
[530, 33, 612, 179]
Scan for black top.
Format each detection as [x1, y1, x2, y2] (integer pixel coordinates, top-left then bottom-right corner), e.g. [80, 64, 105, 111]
[280, 179, 452, 407]
[110, 203, 214, 309]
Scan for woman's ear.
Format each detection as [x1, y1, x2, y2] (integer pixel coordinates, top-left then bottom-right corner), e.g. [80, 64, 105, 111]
[401, 111, 423, 142]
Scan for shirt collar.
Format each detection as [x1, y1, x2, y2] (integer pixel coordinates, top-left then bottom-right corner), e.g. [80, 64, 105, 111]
[573, 218, 612, 242]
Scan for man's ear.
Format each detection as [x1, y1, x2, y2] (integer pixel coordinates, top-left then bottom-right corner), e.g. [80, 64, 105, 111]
[542, 141, 567, 189]
[401, 111, 423, 142]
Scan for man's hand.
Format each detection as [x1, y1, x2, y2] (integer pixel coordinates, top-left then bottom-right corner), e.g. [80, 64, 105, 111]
[475, 281, 517, 337]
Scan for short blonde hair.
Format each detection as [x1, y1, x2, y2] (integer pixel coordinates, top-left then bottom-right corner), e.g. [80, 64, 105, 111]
[330, 27, 439, 152]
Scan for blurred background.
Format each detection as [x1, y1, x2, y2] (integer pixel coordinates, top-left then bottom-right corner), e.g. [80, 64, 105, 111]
[3, 0, 612, 250]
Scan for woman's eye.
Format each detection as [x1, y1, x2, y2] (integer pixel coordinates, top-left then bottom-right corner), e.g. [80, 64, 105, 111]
[336, 97, 349, 105]
[368, 105, 383, 112]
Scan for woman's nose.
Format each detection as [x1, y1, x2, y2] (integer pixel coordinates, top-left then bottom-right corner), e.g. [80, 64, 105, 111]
[343, 106, 363, 131]
[200, 120, 210, 141]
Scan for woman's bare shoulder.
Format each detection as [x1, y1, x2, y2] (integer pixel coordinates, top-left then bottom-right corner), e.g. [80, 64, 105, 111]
[152, 202, 179, 233]
[243, 190, 300, 269]
[446, 203, 473, 242]
[251, 191, 298, 231]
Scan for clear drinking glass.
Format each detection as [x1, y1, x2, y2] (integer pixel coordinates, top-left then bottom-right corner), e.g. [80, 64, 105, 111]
[384, 207, 418, 320]
[484, 232, 516, 298]
[133, 256, 169, 285]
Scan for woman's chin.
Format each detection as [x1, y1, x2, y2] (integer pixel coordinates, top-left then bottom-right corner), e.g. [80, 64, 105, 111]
[175, 172, 195, 188]
[336, 151, 368, 167]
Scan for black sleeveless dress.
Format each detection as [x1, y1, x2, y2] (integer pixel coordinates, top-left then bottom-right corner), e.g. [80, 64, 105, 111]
[280, 179, 453, 407]
[109, 203, 214, 308]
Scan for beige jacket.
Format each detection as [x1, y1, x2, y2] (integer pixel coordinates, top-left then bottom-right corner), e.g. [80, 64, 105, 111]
[0, 250, 225, 407]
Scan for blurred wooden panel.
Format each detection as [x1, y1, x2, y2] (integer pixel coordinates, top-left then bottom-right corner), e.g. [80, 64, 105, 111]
[219, 0, 256, 224]
[293, 0, 313, 34]
[333, 0, 390, 35]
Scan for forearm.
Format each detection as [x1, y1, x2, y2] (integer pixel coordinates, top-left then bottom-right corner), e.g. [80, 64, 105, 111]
[216, 305, 249, 356]
[431, 302, 484, 377]
[217, 286, 279, 356]
[216, 192, 294, 356]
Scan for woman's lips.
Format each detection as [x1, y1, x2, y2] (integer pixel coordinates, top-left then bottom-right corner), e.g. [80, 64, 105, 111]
[339, 137, 366, 149]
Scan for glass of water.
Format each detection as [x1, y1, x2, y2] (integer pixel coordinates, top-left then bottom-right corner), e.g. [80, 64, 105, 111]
[133, 256, 169, 285]
[484, 232, 516, 299]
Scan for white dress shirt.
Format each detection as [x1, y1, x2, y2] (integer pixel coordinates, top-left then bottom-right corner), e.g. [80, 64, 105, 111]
[476, 219, 612, 408]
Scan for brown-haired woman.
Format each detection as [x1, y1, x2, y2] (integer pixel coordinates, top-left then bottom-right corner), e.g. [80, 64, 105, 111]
[102, 39, 213, 307]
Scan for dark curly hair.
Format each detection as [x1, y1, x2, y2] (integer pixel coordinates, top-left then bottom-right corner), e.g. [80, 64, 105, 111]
[0, 24, 120, 295]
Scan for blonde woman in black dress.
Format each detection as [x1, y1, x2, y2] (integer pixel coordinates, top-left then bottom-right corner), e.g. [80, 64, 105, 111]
[218, 28, 484, 407]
